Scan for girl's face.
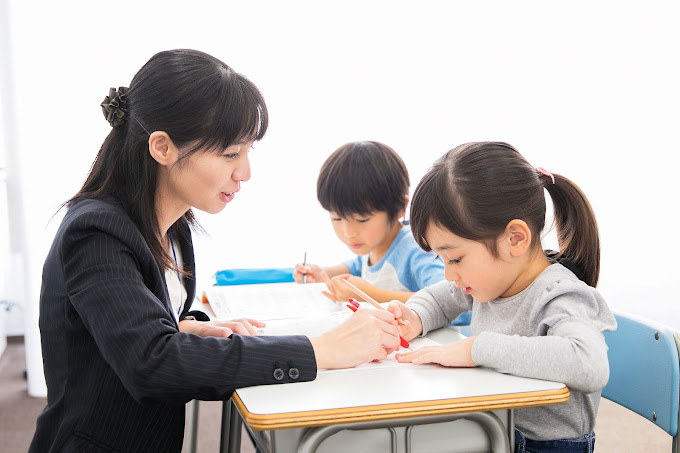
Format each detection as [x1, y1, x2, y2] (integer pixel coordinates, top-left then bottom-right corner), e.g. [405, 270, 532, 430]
[329, 211, 398, 259]
[168, 141, 253, 215]
[424, 223, 523, 302]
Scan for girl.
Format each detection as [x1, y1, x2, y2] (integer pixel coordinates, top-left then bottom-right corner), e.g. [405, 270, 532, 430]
[30, 49, 401, 453]
[390, 142, 616, 452]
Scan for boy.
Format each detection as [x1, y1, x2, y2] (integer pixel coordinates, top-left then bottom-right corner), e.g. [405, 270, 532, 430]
[295, 141, 464, 311]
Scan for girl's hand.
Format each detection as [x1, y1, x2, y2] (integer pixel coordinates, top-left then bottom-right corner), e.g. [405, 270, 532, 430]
[321, 273, 373, 302]
[385, 300, 423, 341]
[309, 307, 401, 369]
[395, 335, 478, 367]
[178, 318, 266, 337]
[293, 263, 324, 283]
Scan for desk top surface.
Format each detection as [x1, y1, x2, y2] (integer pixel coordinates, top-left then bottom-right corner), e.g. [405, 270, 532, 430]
[233, 328, 569, 430]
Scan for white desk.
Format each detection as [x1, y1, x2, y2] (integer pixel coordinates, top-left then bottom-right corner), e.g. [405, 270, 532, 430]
[226, 328, 569, 453]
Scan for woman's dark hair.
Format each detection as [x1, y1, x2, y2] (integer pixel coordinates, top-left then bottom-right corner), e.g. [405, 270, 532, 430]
[317, 141, 409, 223]
[410, 142, 600, 287]
[69, 49, 268, 271]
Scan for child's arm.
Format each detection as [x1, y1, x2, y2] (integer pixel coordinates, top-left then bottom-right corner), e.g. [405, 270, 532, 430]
[366, 286, 414, 304]
[406, 280, 472, 335]
[401, 281, 616, 394]
[293, 262, 349, 283]
[469, 281, 616, 393]
[472, 317, 611, 393]
[322, 273, 415, 303]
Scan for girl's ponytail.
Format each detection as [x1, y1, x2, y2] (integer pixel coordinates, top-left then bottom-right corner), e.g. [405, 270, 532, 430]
[543, 174, 600, 287]
[411, 142, 601, 288]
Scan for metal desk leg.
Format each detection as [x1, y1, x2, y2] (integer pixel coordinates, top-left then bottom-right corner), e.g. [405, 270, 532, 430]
[508, 409, 515, 452]
[249, 428, 273, 453]
[220, 400, 232, 453]
[221, 398, 246, 453]
[404, 412, 511, 453]
[185, 400, 199, 453]
[298, 411, 511, 453]
[228, 400, 243, 453]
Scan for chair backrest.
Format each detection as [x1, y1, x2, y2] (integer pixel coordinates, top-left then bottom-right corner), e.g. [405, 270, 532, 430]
[213, 268, 295, 286]
[602, 311, 680, 440]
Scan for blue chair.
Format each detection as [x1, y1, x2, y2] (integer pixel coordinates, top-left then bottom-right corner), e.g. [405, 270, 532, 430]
[186, 268, 294, 453]
[602, 311, 680, 452]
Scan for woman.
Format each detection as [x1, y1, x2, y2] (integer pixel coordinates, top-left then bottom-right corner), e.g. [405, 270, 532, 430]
[30, 49, 401, 453]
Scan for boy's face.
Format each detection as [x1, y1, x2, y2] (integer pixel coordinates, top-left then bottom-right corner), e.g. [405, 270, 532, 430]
[329, 211, 397, 257]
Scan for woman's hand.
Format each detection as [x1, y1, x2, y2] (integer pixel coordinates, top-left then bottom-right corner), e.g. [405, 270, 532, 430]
[395, 336, 478, 367]
[293, 263, 324, 283]
[178, 318, 266, 337]
[309, 308, 401, 369]
[385, 300, 423, 341]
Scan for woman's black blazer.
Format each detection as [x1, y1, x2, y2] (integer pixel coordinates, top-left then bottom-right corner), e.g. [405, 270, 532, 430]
[29, 197, 316, 452]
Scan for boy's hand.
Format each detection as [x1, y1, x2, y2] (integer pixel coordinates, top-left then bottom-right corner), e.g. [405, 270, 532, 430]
[395, 336, 478, 367]
[321, 273, 373, 302]
[293, 263, 323, 283]
[385, 300, 423, 341]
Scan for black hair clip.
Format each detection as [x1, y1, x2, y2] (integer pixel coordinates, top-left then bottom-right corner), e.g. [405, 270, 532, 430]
[101, 86, 129, 127]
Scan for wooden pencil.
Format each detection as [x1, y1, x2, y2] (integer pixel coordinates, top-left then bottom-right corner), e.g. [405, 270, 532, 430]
[340, 279, 406, 326]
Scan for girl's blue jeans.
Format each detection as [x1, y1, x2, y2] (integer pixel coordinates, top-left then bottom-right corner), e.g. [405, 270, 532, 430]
[514, 430, 595, 453]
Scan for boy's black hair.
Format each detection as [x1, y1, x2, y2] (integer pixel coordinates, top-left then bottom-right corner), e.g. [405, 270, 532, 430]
[317, 141, 409, 222]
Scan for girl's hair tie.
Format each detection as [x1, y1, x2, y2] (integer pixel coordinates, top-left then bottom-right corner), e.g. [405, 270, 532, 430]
[101, 86, 129, 127]
[536, 167, 555, 184]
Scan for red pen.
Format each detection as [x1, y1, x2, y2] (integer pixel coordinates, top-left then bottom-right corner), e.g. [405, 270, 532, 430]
[347, 298, 409, 349]
[342, 280, 408, 327]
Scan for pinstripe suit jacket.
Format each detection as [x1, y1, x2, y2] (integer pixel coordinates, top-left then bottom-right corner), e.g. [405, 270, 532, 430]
[30, 197, 317, 453]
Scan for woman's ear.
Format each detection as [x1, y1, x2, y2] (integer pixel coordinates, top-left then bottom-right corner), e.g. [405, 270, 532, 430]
[148, 131, 178, 167]
[503, 219, 532, 257]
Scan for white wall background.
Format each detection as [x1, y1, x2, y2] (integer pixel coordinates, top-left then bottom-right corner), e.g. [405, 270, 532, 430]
[2, 0, 679, 394]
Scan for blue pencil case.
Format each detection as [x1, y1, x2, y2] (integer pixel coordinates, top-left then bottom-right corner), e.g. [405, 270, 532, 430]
[212, 268, 295, 286]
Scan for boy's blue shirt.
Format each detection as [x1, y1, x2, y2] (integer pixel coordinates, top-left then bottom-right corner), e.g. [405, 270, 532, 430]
[343, 225, 444, 292]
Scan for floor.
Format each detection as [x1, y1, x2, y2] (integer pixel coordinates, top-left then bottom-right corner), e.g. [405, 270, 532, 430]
[0, 338, 672, 452]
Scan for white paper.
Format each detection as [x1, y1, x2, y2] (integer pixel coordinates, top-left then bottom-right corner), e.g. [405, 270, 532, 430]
[203, 282, 343, 321]
[255, 311, 353, 337]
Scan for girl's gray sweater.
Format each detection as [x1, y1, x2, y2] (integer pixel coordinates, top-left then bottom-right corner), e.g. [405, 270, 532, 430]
[407, 264, 617, 440]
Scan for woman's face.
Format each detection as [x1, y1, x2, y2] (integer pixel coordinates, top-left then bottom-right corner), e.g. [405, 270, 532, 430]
[168, 141, 253, 215]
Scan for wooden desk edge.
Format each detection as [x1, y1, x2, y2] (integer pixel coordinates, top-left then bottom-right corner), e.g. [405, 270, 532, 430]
[233, 386, 569, 431]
